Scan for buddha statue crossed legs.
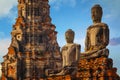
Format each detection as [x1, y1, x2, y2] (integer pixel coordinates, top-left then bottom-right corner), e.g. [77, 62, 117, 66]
[81, 4, 109, 59]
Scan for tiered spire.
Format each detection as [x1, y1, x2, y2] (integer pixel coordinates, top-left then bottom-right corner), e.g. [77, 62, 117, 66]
[1, 0, 61, 79]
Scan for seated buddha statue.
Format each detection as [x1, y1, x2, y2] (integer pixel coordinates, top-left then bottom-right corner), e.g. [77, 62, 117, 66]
[81, 4, 109, 59]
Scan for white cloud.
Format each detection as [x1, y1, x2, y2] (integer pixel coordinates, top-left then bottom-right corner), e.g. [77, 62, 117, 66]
[98, 0, 120, 20]
[0, 38, 11, 58]
[0, 0, 17, 17]
[79, 0, 120, 20]
[49, 0, 77, 10]
[104, 14, 113, 19]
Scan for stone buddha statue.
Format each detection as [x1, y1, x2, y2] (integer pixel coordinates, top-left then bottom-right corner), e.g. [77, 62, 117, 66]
[62, 29, 80, 67]
[81, 4, 109, 59]
[55, 29, 81, 75]
[48, 29, 80, 76]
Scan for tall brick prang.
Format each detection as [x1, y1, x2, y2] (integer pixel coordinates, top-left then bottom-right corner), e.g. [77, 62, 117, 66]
[1, 0, 61, 79]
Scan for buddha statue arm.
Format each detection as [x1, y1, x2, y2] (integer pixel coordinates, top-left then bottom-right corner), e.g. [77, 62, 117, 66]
[96, 25, 109, 50]
[76, 44, 81, 62]
[85, 29, 90, 51]
[101, 24, 109, 49]
[103, 25, 109, 47]
[69, 44, 80, 66]
[61, 46, 67, 67]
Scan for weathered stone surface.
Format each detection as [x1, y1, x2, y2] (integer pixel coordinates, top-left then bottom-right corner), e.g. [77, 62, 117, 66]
[1, 0, 61, 79]
[76, 57, 120, 80]
[48, 29, 80, 76]
[1, 1, 119, 80]
[47, 75, 72, 80]
[62, 29, 80, 68]
[81, 4, 109, 59]
[78, 4, 119, 80]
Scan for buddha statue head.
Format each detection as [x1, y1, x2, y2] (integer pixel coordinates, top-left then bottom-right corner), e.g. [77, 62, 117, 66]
[91, 4, 103, 24]
[65, 29, 75, 43]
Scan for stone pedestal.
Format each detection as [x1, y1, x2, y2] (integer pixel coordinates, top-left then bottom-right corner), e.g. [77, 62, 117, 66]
[44, 57, 120, 80]
[76, 57, 120, 80]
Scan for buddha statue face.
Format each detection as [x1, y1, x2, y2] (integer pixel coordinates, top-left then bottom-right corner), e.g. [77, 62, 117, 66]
[91, 4, 103, 23]
[65, 29, 74, 43]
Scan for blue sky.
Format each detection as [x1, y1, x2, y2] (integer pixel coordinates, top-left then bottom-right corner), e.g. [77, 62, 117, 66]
[0, 0, 120, 75]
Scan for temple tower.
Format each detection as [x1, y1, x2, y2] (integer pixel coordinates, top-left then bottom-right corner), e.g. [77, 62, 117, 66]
[1, 0, 61, 79]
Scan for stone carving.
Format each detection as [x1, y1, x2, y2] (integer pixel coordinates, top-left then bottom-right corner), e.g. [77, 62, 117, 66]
[49, 29, 80, 76]
[76, 4, 119, 80]
[62, 29, 80, 68]
[1, 1, 120, 79]
[1, 46, 17, 80]
[1, 0, 61, 79]
[11, 35, 19, 51]
[11, 23, 23, 52]
[77, 57, 120, 80]
[81, 4, 109, 59]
